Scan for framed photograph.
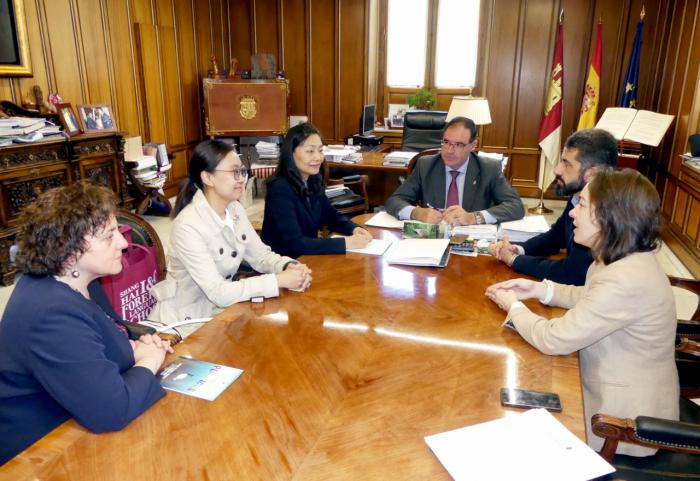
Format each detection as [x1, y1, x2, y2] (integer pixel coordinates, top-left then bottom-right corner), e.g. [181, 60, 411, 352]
[0, 0, 32, 76]
[388, 103, 409, 129]
[56, 103, 81, 135]
[76, 104, 117, 133]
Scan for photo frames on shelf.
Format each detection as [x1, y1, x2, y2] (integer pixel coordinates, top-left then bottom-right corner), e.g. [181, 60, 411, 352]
[56, 103, 81, 135]
[76, 104, 117, 133]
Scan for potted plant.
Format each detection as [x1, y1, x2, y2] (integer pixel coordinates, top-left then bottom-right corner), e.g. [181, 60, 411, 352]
[407, 88, 435, 110]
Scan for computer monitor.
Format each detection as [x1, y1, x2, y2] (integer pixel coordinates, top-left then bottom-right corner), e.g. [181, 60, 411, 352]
[360, 104, 376, 136]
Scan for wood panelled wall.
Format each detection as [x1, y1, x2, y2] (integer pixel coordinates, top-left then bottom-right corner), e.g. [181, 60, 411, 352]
[0, 0, 231, 196]
[227, 0, 369, 144]
[648, 0, 700, 277]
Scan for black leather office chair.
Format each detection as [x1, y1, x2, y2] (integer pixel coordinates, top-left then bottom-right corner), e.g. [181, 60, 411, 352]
[400, 110, 447, 152]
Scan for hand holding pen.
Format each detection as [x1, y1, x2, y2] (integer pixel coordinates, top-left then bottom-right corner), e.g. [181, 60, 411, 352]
[411, 203, 444, 224]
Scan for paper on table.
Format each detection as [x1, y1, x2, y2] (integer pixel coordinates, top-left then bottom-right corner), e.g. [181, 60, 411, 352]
[425, 408, 615, 481]
[346, 238, 392, 256]
[500, 215, 550, 233]
[385, 238, 450, 266]
[365, 211, 404, 229]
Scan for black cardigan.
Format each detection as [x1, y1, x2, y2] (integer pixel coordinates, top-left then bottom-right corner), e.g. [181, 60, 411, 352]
[261, 176, 358, 258]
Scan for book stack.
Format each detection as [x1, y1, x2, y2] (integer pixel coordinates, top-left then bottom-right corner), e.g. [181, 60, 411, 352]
[255, 140, 280, 161]
[125, 136, 169, 189]
[451, 224, 498, 241]
[0, 117, 63, 145]
[383, 151, 416, 166]
[498, 215, 550, 242]
[325, 185, 350, 199]
[323, 147, 361, 163]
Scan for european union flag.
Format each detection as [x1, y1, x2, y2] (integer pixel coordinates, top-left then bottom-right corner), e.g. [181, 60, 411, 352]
[619, 20, 644, 107]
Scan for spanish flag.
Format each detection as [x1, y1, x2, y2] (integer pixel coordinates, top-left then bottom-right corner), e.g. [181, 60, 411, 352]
[578, 21, 602, 130]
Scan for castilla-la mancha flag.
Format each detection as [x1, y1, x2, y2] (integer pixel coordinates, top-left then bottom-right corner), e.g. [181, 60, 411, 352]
[538, 22, 564, 190]
[578, 21, 602, 130]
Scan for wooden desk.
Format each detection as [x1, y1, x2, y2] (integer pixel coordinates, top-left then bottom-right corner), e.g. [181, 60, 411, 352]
[3, 217, 583, 480]
[327, 152, 409, 206]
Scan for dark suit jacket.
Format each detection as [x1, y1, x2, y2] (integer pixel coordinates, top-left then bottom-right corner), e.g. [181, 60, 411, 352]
[0, 276, 165, 464]
[262, 176, 358, 258]
[511, 197, 593, 285]
[384, 152, 524, 222]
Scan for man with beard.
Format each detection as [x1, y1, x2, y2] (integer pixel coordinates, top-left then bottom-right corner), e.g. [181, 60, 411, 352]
[489, 129, 617, 285]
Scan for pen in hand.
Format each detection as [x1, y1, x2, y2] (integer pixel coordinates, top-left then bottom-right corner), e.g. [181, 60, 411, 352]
[425, 203, 445, 213]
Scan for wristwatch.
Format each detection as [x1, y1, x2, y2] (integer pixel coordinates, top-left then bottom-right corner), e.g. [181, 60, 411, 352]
[474, 211, 485, 225]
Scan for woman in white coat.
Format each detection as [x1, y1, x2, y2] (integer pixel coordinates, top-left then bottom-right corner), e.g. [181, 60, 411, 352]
[486, 169, 679, 457]
[150, 140, 312, 332]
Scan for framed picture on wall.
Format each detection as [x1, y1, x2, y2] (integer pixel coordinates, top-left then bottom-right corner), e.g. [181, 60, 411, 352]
[56, 103, 81, 135]
[0, 0, 33, 76]
[76, 104, 117, 133]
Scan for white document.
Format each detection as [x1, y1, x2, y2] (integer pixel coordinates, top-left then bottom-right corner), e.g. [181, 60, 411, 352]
[500, 215, 550, 233]
[344, 238, 392, 256]
[365, 211, 404, 229]
[425, 408, 615, 481]
[385, 238, 449, 266]
[451, 224, 498, 240]
[595, 107, 674, 146]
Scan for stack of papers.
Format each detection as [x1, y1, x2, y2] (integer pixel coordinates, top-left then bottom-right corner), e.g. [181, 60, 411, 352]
[324, 147, 361, 163]
[383, 151, 416, 166]
[255, 140, 280, 160]
[325, 185, 350, 199]
[425, 408, 614, 481]
[364, 211, 404, 229]
[682, 152, 700, 171]
[451, 224, 498, 241]
[385, 238, 450, 267]
[0, 117, 61, 144]
[499, 215, 551, 242]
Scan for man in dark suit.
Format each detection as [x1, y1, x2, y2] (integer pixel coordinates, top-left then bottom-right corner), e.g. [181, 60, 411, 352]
[489, 128, 618, 285]
[384, 116, 524, 225]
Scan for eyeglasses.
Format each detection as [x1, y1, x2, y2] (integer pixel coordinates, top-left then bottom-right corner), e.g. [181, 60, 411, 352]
[215, 168, 249, 180]
[441, 139, 471, 151]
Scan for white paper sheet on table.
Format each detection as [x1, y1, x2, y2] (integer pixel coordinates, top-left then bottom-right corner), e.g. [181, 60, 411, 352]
[345, 238, 393, 256]
[424, 408, 615, 481]
[365, 211, 404, 229]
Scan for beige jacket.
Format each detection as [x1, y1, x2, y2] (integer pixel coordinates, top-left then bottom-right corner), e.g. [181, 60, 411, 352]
[509, 251, 679, 456]
[149, 189, 294, 327]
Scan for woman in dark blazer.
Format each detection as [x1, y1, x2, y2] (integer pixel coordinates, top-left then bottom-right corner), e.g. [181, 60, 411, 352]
[262, 123, 372, 258]
[0, 182, 173, 465]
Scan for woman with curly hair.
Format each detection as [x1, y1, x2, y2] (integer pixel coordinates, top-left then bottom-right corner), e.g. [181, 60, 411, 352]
[0, 182, 173, 465]
[486, 169, 679, 457]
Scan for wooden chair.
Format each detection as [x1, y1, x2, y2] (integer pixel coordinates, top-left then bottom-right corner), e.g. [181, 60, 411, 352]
[116, 209, 166, 280]
[322, 162, 370, 215]
[591, 397, 700, 481]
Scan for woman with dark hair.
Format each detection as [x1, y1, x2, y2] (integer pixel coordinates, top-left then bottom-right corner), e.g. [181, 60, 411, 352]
[486, 169, 678, 457]
[0, 182, 172, 465]
[149, 140, 311, 329]
[261, 123, 372, 258]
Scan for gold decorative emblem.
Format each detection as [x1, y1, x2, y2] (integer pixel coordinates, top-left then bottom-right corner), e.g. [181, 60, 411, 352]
[240, 95, 257, 120]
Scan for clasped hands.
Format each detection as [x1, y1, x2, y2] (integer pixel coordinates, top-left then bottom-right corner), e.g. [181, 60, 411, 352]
[277, 262, 313, 291]
[131, 333, 174, 374]
[344, 226, 373, 250]
[487, 235, 520, 266]
[485, 278, 546, 312]
[412, 205, 479, 226]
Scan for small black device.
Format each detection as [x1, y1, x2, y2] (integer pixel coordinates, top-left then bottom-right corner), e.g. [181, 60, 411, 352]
[500, 387, 562, 412]
[689, 134, 700, 157]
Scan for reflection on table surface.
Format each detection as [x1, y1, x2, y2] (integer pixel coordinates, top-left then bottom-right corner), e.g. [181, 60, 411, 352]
[2, 215, 583, 481]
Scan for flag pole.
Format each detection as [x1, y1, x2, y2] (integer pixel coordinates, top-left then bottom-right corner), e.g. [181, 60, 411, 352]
[528, 162, 553, 214]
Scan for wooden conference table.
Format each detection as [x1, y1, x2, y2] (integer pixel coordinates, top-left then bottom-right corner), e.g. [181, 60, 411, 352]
[3, 215, 583, 481]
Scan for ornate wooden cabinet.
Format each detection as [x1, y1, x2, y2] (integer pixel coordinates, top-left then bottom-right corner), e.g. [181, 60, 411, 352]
[0, 132, 124, 285]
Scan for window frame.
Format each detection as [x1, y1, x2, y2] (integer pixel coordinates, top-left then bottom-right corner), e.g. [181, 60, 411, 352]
[375, 0, 489, 121]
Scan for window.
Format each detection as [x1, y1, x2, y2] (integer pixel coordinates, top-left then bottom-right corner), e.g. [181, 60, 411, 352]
[385, 0, 481, 89]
